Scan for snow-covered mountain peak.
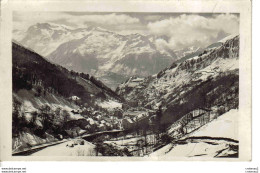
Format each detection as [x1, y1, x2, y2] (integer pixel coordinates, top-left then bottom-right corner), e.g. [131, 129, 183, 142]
[27, 22, 74, 34]
[15, 23, 231, 89]
[45, 26, 175, 89]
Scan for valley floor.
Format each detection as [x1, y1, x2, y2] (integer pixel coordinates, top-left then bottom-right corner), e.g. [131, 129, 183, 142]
[26, 109, 238, 157]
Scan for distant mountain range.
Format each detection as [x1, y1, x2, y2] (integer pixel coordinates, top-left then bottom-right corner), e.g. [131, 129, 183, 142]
[13, 23, 205, 89]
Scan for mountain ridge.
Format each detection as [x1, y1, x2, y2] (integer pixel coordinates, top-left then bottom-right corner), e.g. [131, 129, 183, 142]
[14, 23, 202, 89]
[116, 35, 239, 125]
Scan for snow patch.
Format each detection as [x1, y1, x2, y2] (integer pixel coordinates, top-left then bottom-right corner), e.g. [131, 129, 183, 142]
[99, 100, 122, 110]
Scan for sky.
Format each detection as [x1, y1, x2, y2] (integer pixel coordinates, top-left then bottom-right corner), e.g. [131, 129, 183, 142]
[13, 12, 239, 50]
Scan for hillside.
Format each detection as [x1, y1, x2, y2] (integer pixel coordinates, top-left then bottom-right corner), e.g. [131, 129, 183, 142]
[173, 34, 235, 65]
[12, 42, 124, 153]
[116, 35, 239, 126]
[13, 42, 122, 102]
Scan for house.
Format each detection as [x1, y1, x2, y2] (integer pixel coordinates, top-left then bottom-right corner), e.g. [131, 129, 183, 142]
[116, 120, 123, 130]
[99, 124, 106, 131]
[69, 96, 80, 101]
[100, 120, 106, 124]
[96, 114, 102, 120]
[134, 112, 150, 128]
[134, 112, 149, 121]
[84, 124, 92, 130]
[122, 118, 135, 130]
[87, 118, 95, 125]
[123, 111, 147, 118]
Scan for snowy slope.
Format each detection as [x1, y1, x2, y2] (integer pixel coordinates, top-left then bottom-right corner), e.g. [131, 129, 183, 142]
[174, 34, 238, 64]
[13, 89, 81, 120]
[185, 109, 238, 140]
[149, 138, 238, 158]
[149, 109, 239, 158]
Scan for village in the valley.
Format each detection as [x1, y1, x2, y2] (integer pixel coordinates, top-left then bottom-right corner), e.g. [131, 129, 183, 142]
[13, 92, 232, 157]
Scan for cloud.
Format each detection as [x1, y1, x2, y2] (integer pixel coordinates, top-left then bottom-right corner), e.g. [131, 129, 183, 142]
[13, 12, 239, 52]
[83, 13, 140, 25]
[147, 14, 239, 50]
[143, 15, 164, 22]
[13, 12, 70, 31]
[13, 12, 140, 31]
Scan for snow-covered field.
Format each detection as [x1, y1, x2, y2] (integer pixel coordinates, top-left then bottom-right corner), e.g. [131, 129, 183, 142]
[149, 109, 239, 158]
[149, 138, 237, 158]
[31, 139, 97, 156]
[185, 109, 238, 140]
